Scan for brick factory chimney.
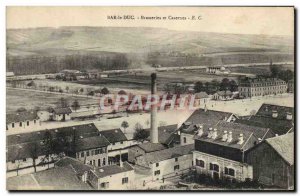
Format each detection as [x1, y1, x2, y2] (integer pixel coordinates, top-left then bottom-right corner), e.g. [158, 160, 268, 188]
[150, 73, 158, 143]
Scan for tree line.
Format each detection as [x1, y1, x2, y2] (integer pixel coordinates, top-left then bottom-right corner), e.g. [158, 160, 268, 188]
[7, 53, 130, 75]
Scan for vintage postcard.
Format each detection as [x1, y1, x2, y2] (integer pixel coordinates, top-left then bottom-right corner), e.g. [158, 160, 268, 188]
[6, 6, 295, 191]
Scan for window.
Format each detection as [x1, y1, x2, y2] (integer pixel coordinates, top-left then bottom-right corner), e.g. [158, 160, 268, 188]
[224, 167, 235, 177]
[103, 158, 106, 166]
[174, 165, 180, 171]
[90, 160, 92, 165]
[175, 157, 178, 162]
[12, 123, 14, 128]
[100, 182, 109, 188]
[156, 163, 159, 167]
[183, 137, 187, 143]
[23, 158, 27, 162]
[120, 141, 123, 144]
[19, 122, 22, 127]
[34, 120, 36, 124]
[86, 151, 90, 156]
[154, 170, 160, 176]
[122, 177, 129, 184]
[81, 152, 84, 157]
[12, 160, 15, 164]
[91, 150, 95, 156]
[209, 163, 219, 172]
[6, 126, 8, 130]
[112, 143, 115, 145]
[27, 121, 30, 126]
[196, 159, 205, 168]
[98, 159, 101, 166]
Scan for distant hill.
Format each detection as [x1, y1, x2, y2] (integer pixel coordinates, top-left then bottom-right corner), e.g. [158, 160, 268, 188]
[7, 26, 294, 57]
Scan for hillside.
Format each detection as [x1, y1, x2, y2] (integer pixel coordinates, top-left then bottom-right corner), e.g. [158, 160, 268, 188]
[7, 26, 294, 57]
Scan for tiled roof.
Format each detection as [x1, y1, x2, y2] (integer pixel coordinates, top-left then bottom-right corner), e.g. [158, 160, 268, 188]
[194, 121, 269, 151]
[145, 124, 178, 145]
[100, 128, 128, 143]
[178, 109, 233, 135]
[194, 92, 209, 99]
[137, 144, 194, 167]
[6, 111, 38, 124]
[92, 162, 133, 178]
[256, 104, 294, 120]
[137, 143, 166, 153]
[7, 167, 92, 190]
[7, 123, 100, 146]
[266, 132, 294, 165]
[236, 116, 293, 135]
[53, 107, 72, 115]
[75, 136, 110, 152]
[55, 156, 92, 175]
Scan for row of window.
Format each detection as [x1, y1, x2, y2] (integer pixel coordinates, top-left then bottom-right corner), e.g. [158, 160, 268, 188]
[195, 159, 235, 177]
[9, 120, 37, 129]
[89, 158, 106, 167]
[80, 148, 107, 158]
[155, 157, 178, 167]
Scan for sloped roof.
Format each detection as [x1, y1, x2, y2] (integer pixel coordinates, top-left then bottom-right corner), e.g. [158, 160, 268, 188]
[7, 142, 45, 162]
[194, 121, 269, 151]
[236, 116, 293, 135]
[92, 162, 133, 178]
[137, 143, 166, 153]
[216, 90, 233, 96]
[266, 132, 294, 165]
[100, 128, 128, 143]
[7, 167, 92, 190]
[7, 123, 100, 146]
[53, 107, 72, 115]
[137, 144, 194, 167]
[194, 92, 209, 99]
[256, 104, 294, 120]
[145, 124, 178, 145]
[75, 136, 110, 152]
[7, 111, 38, 124]
[179, 109, 233, 135]
[55, 156, 92, 175]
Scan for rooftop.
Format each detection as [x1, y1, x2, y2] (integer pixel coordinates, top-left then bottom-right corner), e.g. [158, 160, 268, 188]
[194, 92, 209, 99]
[136, 144, 194, 167]
[53, 107, 72, 115]
[7, 167, 92, 190]
[75, 135, 110, 152]
[137, 143, 167, 153]
[256, 104, 294, 120]
[92, 162, 134, 178]
[55, 156, 92, 175]
[100, 128, 128, 143]
[145, 124, 178, 145]
[266, 132, 294, 165]
[194, 121, 271, 151]
[7, 111, 38, 124]
[178, 109, 233, 135]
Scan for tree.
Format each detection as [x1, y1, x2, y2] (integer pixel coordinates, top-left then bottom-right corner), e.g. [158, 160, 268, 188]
[219, 78, 230, 91]
[163, 84, 172, 94]
[29, 142, 38, 173]
[87, 91, 95, 96]
[101, 87, 110, 95]
[118, 90, 127, 95]
[194, 81, 205, 93]
[57, 97, 69, 108]
[79, 88, 84, 94]
[121, 121, 129, 133]
[42, 131, 54, 169]
[229, 80, 238, 92]
[27, 81, 36, 88]
[16, 107, 27, 113]
[133, 123, 149, 142]
[65, 86, 69, 93]
[71, 100, 80, 111]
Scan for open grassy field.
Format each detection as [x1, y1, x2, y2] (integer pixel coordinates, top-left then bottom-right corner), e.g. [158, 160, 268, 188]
[6, 88, 98, 113]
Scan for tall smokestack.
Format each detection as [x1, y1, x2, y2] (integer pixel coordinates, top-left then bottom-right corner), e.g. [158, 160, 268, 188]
[150, 73, 158, 143]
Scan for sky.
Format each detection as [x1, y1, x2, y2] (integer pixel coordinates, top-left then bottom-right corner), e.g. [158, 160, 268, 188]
[6, 6, 294, 36]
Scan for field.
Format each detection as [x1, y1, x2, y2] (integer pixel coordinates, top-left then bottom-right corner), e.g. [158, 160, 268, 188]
[6, 88, 98, 113]
[76, 70, 239, 92]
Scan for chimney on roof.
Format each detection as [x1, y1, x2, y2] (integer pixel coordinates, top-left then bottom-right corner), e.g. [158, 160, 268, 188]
[258, 138, 262, 142]
[197, 125, 203, 136]
[272, 110, 278, 118]
[286, 112, 292, 120]
[222, 131, 228, 142]
[150, 73, 158, 143]
[211, 128, 218, 139]
[227, 131, 233, 142]
[207, 128, 213, 138]
[275, 134, 279, 137]
[237, 133, 244, 144]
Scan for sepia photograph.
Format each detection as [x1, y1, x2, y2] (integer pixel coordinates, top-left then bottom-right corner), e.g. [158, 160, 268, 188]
[5, 6, 295, 191]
